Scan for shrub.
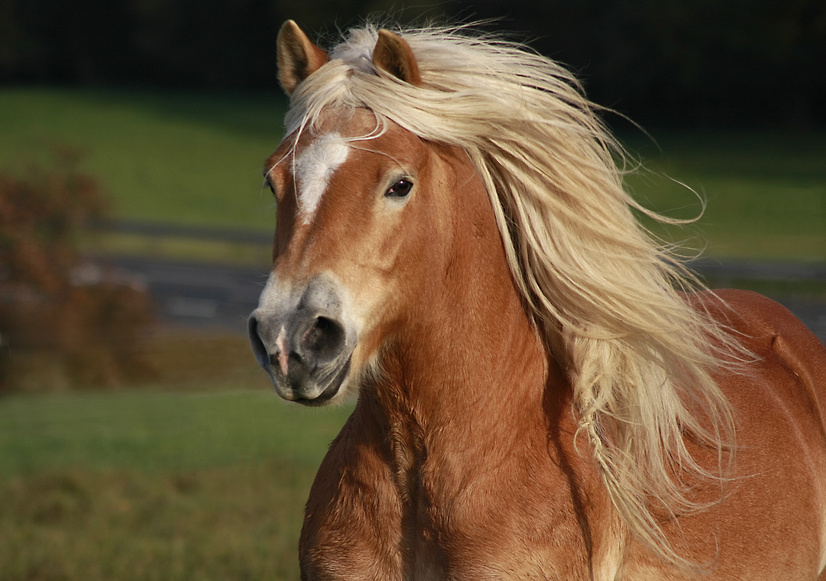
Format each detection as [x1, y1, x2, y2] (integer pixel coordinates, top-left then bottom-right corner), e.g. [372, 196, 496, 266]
[0, 148, 154, 390]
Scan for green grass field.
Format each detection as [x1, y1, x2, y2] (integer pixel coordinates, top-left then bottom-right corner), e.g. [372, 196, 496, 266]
[0, 88, 287, 232]
[0, 88, 823, 260]
[0, 387, 353, 580]
[623, 131, 826, 260]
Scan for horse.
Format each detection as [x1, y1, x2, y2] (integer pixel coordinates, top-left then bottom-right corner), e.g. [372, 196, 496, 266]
[248, 20, 826, 580]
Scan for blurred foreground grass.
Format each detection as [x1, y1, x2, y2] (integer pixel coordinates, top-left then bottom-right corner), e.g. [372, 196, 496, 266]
[0, 386, 353, 580]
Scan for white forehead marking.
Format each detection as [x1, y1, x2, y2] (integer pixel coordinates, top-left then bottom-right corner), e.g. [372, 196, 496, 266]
[294, 132, 350, 223]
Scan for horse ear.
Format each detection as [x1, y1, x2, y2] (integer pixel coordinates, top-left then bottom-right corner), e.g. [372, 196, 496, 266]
[277, 20, 329, 95]
[372, 30, 422, 85]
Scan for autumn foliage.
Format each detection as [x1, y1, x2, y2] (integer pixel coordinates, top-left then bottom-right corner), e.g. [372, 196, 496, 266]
[0, 149, 154, 390]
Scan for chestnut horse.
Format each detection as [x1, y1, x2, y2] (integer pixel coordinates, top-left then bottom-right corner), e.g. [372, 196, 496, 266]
[248, 21, 826, 580]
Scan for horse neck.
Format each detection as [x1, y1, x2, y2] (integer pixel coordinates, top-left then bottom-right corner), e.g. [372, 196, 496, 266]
[358, 179, 552, 468]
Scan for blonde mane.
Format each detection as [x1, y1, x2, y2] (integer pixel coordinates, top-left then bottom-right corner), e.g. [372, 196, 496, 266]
[284, 24, 746, 567]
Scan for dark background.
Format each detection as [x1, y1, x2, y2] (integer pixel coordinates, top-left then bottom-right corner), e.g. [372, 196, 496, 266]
[1, 0, 824, 129]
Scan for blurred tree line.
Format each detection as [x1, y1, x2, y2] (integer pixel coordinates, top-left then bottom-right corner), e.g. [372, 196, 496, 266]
[0, 0, 823, 127]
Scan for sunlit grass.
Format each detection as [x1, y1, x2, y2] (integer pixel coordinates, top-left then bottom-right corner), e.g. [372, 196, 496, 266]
[0, 388, 352, 477]
[0, 387, 353, 581]
[81, 230, 271, 266]
[0, 88, 285, 232]
[0, 463, 310, 580]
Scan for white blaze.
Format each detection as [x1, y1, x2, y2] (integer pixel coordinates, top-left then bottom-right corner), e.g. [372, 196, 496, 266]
[294, 132, 350, 222]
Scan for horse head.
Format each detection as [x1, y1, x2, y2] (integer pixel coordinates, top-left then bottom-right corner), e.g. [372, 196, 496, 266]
[248, 23, 499, 405]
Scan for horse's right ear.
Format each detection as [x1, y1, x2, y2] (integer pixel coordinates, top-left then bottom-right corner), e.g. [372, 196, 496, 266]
[277, 20, 329, 95]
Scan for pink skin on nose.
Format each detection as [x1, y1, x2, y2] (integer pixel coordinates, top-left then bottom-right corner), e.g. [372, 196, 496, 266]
[275, 326, 290, 376]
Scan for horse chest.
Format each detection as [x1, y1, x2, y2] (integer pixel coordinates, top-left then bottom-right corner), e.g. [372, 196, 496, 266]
[408, 478, 605, 580]
[323, 448, 602, 579]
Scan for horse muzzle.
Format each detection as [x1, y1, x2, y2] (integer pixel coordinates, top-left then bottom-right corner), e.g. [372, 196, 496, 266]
[248, 275, 357, 405]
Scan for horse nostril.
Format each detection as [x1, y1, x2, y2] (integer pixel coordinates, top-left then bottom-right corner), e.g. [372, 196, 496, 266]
[303, 316, 346, 363]
[248, 315, 269, 369]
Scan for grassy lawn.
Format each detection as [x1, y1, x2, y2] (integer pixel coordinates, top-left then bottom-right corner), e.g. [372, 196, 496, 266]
[0, 88, 824, 261]
[623, 130, 826, 261]
[0, 387, 353, 580]
[0, 87, 287, 232]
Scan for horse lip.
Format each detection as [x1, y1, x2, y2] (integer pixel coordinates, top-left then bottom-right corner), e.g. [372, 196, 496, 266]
[293, 356, 352, 406]
[270, 353, 352, 406]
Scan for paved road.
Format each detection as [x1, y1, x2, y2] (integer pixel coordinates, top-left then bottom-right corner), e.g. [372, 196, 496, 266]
[103, 255, 826, 343]
[105, 255, 270, 335]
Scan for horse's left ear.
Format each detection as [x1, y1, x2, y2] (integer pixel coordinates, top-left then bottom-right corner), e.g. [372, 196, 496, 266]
[372, 30, 422, 85]
[277, 20, 329, 95]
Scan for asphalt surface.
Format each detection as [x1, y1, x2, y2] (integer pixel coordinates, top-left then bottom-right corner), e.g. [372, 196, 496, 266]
[101, 255, 826, 344]
[103, 255, 269, 335]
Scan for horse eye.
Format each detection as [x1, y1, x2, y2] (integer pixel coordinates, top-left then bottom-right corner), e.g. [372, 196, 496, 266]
[386, 179, 413, 199]
[264, 178, 276, 197]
